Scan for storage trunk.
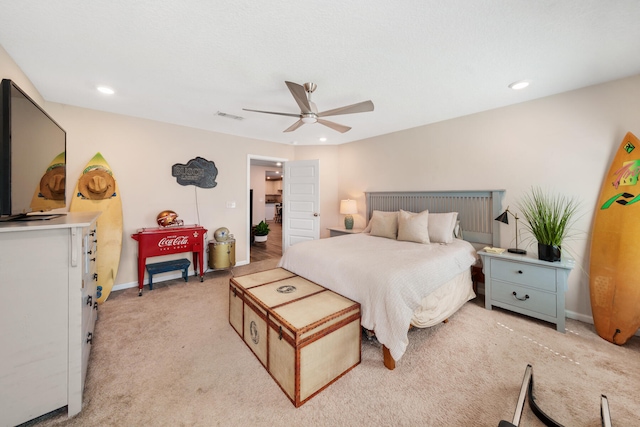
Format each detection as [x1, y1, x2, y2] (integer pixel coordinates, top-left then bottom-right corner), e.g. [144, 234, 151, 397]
[229, 268, 361, 407]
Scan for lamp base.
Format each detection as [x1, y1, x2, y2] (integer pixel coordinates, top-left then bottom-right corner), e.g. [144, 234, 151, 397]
[508, 248, 527, 255]
[344, 214, 354, 230]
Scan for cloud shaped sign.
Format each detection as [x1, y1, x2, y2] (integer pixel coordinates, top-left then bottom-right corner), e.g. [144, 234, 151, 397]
[172, 157, 218, 188]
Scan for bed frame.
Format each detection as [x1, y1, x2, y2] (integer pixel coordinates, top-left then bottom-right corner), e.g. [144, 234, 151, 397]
[364, 190, 505, 369]
[365, 190, 505, 247]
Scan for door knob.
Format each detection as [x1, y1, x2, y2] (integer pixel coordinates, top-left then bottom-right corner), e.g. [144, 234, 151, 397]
[313, 213, 319, 217]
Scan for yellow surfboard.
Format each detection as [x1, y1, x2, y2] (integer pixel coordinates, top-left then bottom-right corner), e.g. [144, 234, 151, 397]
[590, 132, 640, 344]
[30, 151, 66, 212]
[70, 153, 123, 304]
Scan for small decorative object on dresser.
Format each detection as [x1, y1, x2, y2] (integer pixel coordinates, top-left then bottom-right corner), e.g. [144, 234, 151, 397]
[339, 199, 358, 230]
[479, 250, 574, 332]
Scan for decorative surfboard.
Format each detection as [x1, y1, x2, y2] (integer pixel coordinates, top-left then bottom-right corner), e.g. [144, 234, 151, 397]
[70, 153, 123, 304]
[30, 151, 66, 212]
[590, 131, 640, 344]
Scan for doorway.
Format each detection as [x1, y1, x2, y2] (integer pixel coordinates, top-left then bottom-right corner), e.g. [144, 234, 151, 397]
[248, 155, 287, 263]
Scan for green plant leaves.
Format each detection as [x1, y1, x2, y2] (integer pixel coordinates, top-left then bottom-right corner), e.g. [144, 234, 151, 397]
[516, 187, 579, 246]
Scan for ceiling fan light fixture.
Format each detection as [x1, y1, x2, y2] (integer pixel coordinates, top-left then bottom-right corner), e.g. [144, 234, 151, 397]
[243, 81, 374, 133]
[301, 114, 317, 124]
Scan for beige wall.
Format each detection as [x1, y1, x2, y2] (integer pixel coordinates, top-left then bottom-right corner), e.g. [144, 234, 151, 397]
[337, 74, 640, 320]
[5, 42, 640, 322]
[45, 103, 294, 288]
[0, 45, 43, 105]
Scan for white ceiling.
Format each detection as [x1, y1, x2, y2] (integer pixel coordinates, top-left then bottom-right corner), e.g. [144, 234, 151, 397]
[1, 1, 640, 146]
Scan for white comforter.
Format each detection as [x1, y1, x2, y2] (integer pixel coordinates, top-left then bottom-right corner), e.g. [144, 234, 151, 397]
[277, 233, 477, 362]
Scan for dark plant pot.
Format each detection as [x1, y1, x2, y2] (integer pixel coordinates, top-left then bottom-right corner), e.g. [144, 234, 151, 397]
[538, 243, 561, 262]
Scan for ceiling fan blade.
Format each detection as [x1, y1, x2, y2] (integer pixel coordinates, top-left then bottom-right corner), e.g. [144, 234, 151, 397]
[317, 100, 374, 117]
[285, 81, 313, 114]
[283, 119, 305, 133]
[242, 108, 301, 118]
[317, 119, 351, 133]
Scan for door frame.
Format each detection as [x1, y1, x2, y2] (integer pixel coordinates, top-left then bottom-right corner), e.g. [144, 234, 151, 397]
[247, 154, 288, 263]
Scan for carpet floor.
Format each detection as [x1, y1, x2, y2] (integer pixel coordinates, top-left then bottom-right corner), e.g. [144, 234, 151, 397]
[25, 259, 640, 426]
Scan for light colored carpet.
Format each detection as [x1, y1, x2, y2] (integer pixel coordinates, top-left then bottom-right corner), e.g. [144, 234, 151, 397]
[26, 259, 640, 426]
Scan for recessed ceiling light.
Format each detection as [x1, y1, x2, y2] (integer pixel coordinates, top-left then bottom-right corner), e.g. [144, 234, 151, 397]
[96, 85, 115, 95]
[319, 137, 327, 142]
[276, 162, 282, 166]
[508, 80, 530, 90]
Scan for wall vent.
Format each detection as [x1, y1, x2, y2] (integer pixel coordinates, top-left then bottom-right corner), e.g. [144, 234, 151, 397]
[215, 111, 244, 121]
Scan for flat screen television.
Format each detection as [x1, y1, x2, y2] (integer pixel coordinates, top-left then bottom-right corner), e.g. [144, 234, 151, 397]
[0, 79, 67, 220]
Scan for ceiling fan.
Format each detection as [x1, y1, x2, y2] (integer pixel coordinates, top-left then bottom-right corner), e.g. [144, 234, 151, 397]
[243, 81, 374, 133]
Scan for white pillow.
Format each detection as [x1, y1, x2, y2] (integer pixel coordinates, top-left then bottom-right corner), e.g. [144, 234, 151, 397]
[428, 212, 458, 244]
[369, 210, 399, 239]
[397, 209, 430, 244]
[453, 220, 463, 239]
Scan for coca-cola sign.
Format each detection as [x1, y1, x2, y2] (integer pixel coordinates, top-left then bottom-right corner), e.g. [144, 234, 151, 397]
[158, 235, 189, 250]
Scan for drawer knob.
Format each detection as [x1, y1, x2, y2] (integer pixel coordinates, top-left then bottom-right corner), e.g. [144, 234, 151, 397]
[517, 270, 523, 274]
[86, 295, 92, 306]
[512, 291, 529, 301]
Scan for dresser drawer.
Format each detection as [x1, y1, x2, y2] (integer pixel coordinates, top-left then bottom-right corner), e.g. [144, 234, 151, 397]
[491, 281, 557, 318]
[490, 259, 557, 292]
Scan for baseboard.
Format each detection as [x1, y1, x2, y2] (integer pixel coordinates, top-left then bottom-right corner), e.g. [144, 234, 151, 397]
[111, 260, 249, 293]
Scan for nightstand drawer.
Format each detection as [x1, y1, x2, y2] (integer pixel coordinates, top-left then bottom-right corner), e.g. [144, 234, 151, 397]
[491, 281, 557, 318]
[490, 259, 556, 292]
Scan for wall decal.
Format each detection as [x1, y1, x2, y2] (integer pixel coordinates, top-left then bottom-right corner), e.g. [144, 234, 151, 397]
[172, 157, 218, 188]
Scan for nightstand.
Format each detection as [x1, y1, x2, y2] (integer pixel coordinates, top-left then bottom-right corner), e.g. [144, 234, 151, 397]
[327, 227, 363, 237]
[478, 250, 574, 332]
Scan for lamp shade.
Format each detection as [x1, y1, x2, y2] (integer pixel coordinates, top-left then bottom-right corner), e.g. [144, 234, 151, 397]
[495, 210, 509, 224]
[339, 199, 357, 215]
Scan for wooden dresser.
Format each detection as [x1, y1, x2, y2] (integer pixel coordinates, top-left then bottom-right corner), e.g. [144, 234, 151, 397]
[0, 212, 100, 426]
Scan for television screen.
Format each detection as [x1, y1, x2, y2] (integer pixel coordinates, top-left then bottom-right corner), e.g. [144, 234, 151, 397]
[0, 79, 66, 217]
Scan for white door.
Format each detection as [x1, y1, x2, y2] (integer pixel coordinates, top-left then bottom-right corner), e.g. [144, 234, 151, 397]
[282, 159, 320, 252]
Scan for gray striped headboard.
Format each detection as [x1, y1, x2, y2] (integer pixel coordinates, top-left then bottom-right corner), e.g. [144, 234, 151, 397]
[365, 190, 505, 246]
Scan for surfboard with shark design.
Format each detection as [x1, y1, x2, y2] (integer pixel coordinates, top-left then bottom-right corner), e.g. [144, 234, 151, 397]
[589, 132, 640, 344]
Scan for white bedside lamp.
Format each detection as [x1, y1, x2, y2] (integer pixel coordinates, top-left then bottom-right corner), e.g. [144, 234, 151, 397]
[340, 199, 357, 230]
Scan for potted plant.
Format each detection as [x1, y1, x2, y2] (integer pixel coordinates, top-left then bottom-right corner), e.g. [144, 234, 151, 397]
[253, 220, 270, 243]
[516, 187, 580, 262]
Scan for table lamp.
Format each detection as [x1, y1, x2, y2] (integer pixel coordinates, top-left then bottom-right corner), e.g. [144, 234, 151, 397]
[495, 207, 527, 254]
[340, 199, 357, 230]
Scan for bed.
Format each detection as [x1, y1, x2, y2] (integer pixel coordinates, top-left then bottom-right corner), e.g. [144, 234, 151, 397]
[278, 190, 505, 369]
